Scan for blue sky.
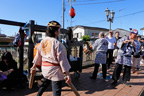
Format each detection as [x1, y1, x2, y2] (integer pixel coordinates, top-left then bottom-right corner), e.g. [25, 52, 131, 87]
[0, 0, 144, 36]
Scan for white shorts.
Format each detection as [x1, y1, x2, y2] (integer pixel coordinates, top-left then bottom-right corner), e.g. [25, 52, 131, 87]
[113, 49, 118, 57]
[132, 56, 140, 68]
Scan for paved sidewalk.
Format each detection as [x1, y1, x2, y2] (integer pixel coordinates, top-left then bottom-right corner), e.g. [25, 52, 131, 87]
[1, 63, 144, 96]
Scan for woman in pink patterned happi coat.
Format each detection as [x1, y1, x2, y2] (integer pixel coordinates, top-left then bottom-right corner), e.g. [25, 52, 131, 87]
[31, 21, 71, 96]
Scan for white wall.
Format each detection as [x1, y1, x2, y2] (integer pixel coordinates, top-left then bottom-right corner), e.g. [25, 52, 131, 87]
[84, 29, 108, 37]
[73, 27, 108, 41]
[36, 32, 46, 40]
[24, 31, 46, 45]
[73, 27, 84, 41]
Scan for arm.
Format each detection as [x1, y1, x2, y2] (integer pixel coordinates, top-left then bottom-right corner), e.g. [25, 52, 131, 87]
[104, 32, 109, 38]
[31, 45, 42, 74]
[0, 69, 14, 75]
[56, 43, 71, 85]
[139, 45, 143, 52]
[121, 40, 131, 48]
[138, 42, 143, 53]
[117, 37, 130, 49]
[92, 39, 98, 51]
[113, 37, 116, 48]
[132, 40, 142, 53]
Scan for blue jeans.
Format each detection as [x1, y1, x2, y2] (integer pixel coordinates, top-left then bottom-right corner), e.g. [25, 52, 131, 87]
[37, 78, 62, 96]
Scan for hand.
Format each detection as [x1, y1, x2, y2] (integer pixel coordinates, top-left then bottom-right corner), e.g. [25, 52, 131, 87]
[123, 40, 131, 44]
[9, 69, 14, 72]
[104, 32, 109, 36]
[0, 70, 2, 74]
[65, 75, 71, 85]
[30, 67, 36, 74]
[141, 46, 143, 50]
[130, 39, 134, 43]
[64, 72, 71, 85]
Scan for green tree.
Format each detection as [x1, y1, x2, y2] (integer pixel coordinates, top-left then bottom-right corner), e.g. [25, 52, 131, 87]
[82, 35, 90, 41]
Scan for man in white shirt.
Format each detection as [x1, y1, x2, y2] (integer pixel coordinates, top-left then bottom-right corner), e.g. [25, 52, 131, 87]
[106, 30, 116, 69]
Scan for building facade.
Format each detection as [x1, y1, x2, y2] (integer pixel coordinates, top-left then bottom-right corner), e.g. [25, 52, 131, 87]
[113, 28, 130, 37]
[72, 25, 109, 41]
[140, 27, 144, 36]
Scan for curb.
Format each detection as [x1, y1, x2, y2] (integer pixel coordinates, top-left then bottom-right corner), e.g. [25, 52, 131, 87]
[82, 63, 95, 69]
[139, 87, 144, 96]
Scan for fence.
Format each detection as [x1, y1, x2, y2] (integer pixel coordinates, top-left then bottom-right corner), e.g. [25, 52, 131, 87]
[0, 45, 28, 69]
[0, 43, 96, 70]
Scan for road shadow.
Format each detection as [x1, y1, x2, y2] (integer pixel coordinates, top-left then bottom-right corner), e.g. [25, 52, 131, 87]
[1, 63, 144, 96]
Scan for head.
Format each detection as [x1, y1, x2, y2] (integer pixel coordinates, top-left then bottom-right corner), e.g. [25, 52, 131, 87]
[109, 30, 113, 36]
[129, 29, 138, 40]
[137, 36, 141, 41]
[115, 31, 119, 38]
[46, 21, 61, 38]
[99, 32, 104, 38]
[141, 38, 144, 42]
[2, 52, 13, 64]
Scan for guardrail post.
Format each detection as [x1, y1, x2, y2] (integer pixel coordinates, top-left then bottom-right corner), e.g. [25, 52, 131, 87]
[28, 20, 34, 78]
[19, 28, 24, 75]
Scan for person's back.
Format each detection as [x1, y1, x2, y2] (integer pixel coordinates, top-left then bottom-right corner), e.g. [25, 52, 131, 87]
[35, 37, 65, 64]
[31, 21, 71, 96]
[88, 32, 108, 80]
[95, 38, 108, 52]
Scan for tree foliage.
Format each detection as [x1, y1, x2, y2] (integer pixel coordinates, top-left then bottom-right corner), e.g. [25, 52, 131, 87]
[82, 35, 90, 41]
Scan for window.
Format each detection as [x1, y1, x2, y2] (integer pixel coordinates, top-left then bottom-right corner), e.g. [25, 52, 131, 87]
[92, 33, 98, 36]
[79, 33, 82, 38]
[77, 33, 79, 38]
[74, 33, 77, 38]
[36, 34, 42, 38]
[92, 33, 94, 36]
[92, 33, 96, 36]
[74, 32, 82, 38]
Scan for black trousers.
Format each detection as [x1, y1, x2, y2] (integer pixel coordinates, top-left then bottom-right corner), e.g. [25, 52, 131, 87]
[37, 78, 62, 96]
[92, 64, 107, 79]
[112, 63, 131, 82]
[106, 49, 114, 69]
[0, 72, 17, 89]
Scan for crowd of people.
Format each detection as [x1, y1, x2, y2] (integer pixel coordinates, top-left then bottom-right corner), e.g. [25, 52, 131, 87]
[88, 29, 144, 87]
[0, 20, 144, 96]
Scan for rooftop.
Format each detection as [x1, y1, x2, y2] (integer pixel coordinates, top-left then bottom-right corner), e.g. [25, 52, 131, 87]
[0, 34, 6, 37]
[72, 25, 109, 31]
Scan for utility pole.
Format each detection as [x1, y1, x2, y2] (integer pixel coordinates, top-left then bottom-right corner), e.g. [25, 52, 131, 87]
[70, 0, 72, 27]
[68, 0, 73, 27]
[0, 28, 2, 34]
[63, 0, 65, 29]
[67, 0, 76, 27]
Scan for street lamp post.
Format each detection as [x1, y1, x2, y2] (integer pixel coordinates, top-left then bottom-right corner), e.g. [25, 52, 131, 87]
[105, 8, 115, 30]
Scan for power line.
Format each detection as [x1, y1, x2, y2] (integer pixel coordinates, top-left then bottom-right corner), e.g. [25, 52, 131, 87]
[115, 10, 144, 18]
[82, 10, 144, 25]
[72, 0, 100, 2]
[83, 20, 106, 25]
[73, 0, 125, 5]
[56, 7, 62, 20]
